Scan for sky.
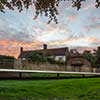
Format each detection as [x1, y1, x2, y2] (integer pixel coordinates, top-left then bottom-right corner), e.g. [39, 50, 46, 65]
[0, 0, 100, 58]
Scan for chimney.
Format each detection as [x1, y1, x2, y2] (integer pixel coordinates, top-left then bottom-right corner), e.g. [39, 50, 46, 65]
[20, 47, 23, 54]
[43, 44, 47, 49]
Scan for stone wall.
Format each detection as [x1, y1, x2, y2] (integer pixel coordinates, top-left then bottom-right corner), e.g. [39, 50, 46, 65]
[14, 60, 100, 73]
[14, 61, 66, 71]
[0, 61, 14, 69]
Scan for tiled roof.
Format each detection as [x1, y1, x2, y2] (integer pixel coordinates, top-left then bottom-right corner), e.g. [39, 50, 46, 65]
[18, 47, 68, 59]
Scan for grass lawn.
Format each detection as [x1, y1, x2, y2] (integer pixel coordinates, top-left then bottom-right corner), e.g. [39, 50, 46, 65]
[0, 78, 100, 100]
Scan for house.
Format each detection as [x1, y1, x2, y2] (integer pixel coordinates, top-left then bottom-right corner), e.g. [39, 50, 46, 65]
[67, 49, 92, 72]
[18, 44, 93, 72]
[18, 44, 69, 62]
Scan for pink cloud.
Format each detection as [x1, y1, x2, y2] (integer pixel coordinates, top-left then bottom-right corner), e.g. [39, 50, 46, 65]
[0, 39, 44, 58]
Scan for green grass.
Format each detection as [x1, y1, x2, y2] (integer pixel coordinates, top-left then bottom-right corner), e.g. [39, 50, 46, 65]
[0, 78, 100, 100]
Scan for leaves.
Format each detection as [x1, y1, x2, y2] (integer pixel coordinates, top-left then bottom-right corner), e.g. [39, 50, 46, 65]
[72, 0, 86, 10]
[0, 0, 100, 23]
[83, 51, 96, 67]
[95, 0, 100, 8]
[34, 0, 59, 24]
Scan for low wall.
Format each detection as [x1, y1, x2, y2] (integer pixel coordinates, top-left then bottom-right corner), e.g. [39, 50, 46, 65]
[0, 62, 14, 69]
[66, 66, 92, 72]
[14, 60, 100, 73]
[14, 62, 66, 71]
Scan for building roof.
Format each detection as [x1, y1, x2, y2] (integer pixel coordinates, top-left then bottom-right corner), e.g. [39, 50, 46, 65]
[18, 47, 68, 59]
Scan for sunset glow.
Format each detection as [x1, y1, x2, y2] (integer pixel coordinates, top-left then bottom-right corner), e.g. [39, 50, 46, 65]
[0, 0, 100, 58]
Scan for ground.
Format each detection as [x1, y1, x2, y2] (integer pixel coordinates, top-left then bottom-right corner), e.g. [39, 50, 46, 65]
[0, 76, 100, 100]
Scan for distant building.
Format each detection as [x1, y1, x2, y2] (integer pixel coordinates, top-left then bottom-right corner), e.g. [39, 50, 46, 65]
[18, 44, 69, 62]
[67, 49, 92, 72]
[18, 44, 100, 72]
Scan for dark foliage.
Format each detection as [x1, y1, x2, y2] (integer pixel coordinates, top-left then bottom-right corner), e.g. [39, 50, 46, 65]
[95, 48, 100, 68]
[25, 51, 47, 63]
[0, 55, 16, 62]
[0, 0, 100, 23]
[25, 52, 65, 65]
[83, 51, 97, 68]
[83, 48, 100, 68]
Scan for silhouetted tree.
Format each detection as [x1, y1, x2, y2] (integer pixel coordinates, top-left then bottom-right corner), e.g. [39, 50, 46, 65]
[0, 0, 100, 23]
[0, 55, 16, 62]
[83, 50, 97, 67]
[96, 47, 100, 68]
[25, 52, 47, 63]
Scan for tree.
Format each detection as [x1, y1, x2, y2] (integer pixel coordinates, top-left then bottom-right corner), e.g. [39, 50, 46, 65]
[83, 50, 97, 67]
[0, 0, 100, 23]
[0, 55, 16, 62]
[96, 47, 100, 68]
[25, 51, 47, 63]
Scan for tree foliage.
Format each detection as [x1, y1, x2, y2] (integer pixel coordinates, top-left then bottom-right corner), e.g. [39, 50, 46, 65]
[0, 55, 16, 62]
[25, 52, 65, 65]
[0, 0, 100, 23]
[83, 49, 100, 68]
[25, 52, 47, 63]
[95, 47, 100, 68]
[83, 51, 97, 67]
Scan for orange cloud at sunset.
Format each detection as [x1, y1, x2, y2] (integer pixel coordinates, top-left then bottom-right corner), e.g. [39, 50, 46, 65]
[0, 40, 44, 58]
[0, 36, 99, 59]
[68, 15, 77, 22]
[47, 37, 100, 49]
[87, 37, 100, 42]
